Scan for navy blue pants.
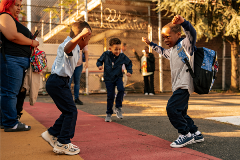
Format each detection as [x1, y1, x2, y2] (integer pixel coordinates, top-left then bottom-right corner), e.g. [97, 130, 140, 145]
[68, 64, 83, 100]
[46, 74, 78, 144]
[105, 77, 124, 114]
[166, 89, 198, 135]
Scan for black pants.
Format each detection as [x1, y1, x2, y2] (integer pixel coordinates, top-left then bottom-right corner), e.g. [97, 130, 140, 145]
[105, 77, 124, 114]
[144, 74, 154, 94]
[166, 89, 198, 135]
[16, 70, 27, 118]
[46, 74, 78, 144]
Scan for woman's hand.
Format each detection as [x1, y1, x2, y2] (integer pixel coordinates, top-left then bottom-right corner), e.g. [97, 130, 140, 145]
[31, 40, 39, 48]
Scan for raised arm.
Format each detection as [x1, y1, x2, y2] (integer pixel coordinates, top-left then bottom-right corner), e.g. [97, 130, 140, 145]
[64, 28, 91, 54]
[142, 37, 171, 60]
[132, 48, 141, 62]
[172, 15, 196, 56]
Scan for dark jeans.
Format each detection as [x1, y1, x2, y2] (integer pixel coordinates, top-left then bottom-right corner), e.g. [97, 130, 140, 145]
[144, 74, 154, 94]
[105, 77, 124, 114]
[46, 74, 78, 144]
[68, 64, 83, 100]
[166, 89, 198, 135]
[0, 53, 29, 128]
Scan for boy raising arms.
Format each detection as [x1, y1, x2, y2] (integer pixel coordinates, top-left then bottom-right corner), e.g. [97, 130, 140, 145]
[143, 15, 204, 148]
[41, 21, 91, 155]
[97, 38, 132, 122]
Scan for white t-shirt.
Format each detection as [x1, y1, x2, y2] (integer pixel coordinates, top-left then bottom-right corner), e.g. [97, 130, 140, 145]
[51, 36, 81, 77]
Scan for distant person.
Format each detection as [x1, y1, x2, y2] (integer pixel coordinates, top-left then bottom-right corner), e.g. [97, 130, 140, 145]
[96, 38, 132, 122]
[0, 0, 39, 131]
[68, 45, 89, 105]
[133, 46, 155, 95]
[142, 15, 204, 148]
[41, 21, 91, 155]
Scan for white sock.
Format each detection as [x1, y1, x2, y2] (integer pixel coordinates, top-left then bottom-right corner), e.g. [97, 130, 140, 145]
[186, 132, 191, 137]
[195, 131, 201, 135]
[12, 123, 28, 129]
[12, 123, 18, 129]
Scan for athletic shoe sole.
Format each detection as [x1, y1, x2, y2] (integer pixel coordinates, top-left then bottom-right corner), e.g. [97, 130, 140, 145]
[53, 147, 80, 155]
[170, 138, 195, 148]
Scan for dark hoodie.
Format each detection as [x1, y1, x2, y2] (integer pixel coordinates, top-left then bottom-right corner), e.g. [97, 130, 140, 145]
[96, 51, 133, 82]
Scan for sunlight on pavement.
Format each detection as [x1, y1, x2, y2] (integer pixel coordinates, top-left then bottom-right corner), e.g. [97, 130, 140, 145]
[203, 130, 240, 137]
[206, 116, 240, 126]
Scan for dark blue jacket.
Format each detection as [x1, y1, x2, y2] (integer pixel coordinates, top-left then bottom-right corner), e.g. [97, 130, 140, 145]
[96, 51, 133, 82]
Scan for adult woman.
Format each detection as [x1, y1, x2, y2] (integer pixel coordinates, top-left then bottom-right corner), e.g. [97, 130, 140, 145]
[133, 46, 155, 95]
[0, 0, 39, 132]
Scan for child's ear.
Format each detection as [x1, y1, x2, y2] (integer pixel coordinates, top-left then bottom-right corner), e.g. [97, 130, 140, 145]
[177, 32, 181, 38]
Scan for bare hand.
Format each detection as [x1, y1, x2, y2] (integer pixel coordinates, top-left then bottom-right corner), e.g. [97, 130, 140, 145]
[98, 66, 103, 70]
[142, 37, 150, 45]
[32, 40, 39, 48]
[172, 15, 185, 24]
[80, 28, 91, 39]
[84, 62, 88, 69]
[126, 73, 132, 77]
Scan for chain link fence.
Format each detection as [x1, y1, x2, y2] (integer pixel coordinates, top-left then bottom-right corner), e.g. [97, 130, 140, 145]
[17, 0, 169, 94]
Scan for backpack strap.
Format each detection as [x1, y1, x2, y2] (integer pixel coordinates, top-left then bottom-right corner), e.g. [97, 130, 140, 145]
[183, 58, 195, 78]
[177, 42, 195, 78]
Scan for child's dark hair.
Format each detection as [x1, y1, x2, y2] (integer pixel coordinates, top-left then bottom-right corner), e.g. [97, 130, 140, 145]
[70, 21, 92, 38]
[164, 22, 181, 33]
[109, 38, 121, 46]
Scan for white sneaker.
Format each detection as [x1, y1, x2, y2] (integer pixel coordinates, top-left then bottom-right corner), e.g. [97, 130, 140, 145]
[41, 131, 58, 147]
[144, 93, 148, 95]
[53, 141, 80, 155]
[149, 93, 154, 95]
[170, 133, 194, 148]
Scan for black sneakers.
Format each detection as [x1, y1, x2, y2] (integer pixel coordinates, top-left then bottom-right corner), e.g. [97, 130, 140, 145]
[75, 99, 83, 105]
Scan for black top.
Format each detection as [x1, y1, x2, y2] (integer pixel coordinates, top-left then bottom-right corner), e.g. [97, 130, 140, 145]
[0, 12, 32, 57]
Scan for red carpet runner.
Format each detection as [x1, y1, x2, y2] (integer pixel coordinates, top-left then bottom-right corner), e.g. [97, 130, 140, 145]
[24, 102, 220, 160]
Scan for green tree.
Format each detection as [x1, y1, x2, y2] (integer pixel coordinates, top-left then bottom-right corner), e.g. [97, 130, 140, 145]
[154, 0, 240, 91]
[44, 0, 83, 23]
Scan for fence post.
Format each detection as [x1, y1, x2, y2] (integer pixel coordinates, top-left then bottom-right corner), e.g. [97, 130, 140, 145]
[85, 0, 89, 95]
[27, 0, 31, 31]
[158, 0, 163, 93]
[41, 20, 44, 39]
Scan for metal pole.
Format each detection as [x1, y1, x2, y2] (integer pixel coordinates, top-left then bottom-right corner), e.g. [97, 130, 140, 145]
[61, 0, 63, 24]
[27, 0, 31, 31]
[77, 0, 79, 16]
[148, 5, 152, 53]
[101, 1, 103, 28]
[85, 0, 89, 95]
[41, 20, 44, 39]
[158, 0, 163, 92]
[49, 11, 52, 34]
[222, 38, 226, 90]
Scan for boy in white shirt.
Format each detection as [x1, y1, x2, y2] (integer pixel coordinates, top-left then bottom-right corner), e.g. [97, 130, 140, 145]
[41, 21, 91, 155]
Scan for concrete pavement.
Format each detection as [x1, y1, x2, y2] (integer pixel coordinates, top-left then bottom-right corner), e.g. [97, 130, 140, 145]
[1, 93, 240, 160]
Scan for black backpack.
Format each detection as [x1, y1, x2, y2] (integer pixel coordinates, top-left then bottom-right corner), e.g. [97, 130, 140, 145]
[182, 47, 218, 94]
